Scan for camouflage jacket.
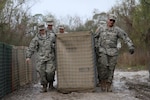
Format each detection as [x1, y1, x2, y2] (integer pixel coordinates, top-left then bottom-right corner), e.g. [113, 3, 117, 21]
[26, 32, 53, 61]
[47, 29, 56, 46]
[47, 29, 56, 58]
[95, 25, 134, 56]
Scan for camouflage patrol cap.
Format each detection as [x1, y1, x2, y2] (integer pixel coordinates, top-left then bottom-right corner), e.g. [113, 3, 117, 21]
[108, 14, 117, 21]
[59, 24, 65, 29]
[46, 17, 54, 25]
[38, 22, 45, 30]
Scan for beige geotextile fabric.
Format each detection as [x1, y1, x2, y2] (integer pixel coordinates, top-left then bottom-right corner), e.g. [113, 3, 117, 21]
[56, 31, 96, 92]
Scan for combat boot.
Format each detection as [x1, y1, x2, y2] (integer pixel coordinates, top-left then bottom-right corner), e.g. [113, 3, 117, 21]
[106, 82, 112, 92]
[101, 80, 107, 92]
[40, 84, 47, 93]
[96, 80, 101, 87]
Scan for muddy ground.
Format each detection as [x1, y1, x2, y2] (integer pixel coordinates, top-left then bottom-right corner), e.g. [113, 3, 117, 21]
[2, 70, 150, 100]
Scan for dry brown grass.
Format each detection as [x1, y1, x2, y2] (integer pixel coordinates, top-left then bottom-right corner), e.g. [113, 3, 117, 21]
[117, 49, 150, 70]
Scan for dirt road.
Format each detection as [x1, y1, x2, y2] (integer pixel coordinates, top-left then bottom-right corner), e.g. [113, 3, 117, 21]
[2, 70, 150, 100]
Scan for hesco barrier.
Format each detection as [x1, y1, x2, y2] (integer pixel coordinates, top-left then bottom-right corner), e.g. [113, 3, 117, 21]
[16, 46, 31, 86]
[0, 43, 38, 99]
[11, 46, 19, 91]
[0, 42, 12, 98]
[56, 31, 96, 93]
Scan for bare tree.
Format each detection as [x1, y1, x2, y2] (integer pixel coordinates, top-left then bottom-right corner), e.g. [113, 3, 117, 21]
[0, 0, 34, 45]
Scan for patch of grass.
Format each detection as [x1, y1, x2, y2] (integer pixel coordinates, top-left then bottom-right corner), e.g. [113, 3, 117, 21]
[116, 65, 147, 71]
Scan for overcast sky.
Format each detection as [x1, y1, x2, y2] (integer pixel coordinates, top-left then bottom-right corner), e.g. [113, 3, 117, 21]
[30, 0, 117, 18]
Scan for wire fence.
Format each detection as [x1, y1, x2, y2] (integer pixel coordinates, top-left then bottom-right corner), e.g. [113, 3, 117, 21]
[0, 43, 38, 99]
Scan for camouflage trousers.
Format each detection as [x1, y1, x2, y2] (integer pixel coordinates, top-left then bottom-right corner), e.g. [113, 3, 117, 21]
[95, 50, 99, 80]
[36, 60, 56, 85]
[52, 48, 56, 68]
[97, 53, 118, 83]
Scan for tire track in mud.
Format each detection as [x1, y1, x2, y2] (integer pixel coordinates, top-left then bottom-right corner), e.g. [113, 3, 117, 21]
[2, 71, 149, 100]
[126, 81, 150, 100]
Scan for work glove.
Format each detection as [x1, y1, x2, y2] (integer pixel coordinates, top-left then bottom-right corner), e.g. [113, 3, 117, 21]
[129, 46, 135, 54]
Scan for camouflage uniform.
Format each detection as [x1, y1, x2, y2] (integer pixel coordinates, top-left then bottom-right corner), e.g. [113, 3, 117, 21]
[95, 21, 122, 85]
[46, 18, 56, 89]
[95, 14, 134, 91]
[26, 23, 55, 92]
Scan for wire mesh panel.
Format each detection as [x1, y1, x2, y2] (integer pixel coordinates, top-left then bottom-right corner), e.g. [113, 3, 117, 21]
[31, 53, 38, 83]
[17, 46, 28, 86]
[0, 42, 4, 98]
[16, 46, 37, 86]
[3, 43, 12, 95]
[56, 31, 96, 92]
[0, 42, 12, 98]
[11, 46, 19, 91]
[26, 50, 35, 83]
[0, 44, 37, 98]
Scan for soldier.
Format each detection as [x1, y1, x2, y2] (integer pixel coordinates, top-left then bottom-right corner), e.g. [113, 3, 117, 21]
[26, 22, 55, 93]
[95, 14, 135, 92]
[57, 24, 67, 34]
[46, 17, 56, 33]
[95, 20, 122, 86]
[46, 17, 56, 90]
